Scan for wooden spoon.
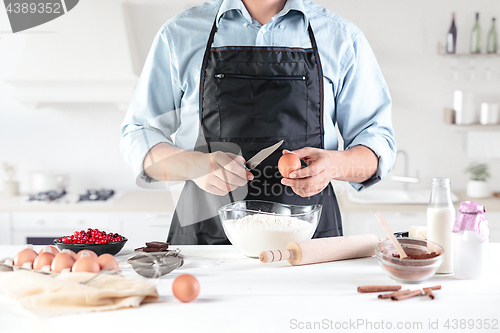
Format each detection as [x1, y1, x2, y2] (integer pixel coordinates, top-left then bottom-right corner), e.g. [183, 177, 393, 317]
[374, 212, 407, 259]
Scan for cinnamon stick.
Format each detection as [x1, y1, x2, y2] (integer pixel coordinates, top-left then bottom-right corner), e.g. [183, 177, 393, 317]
[391, 289, 422, 301]
[423, 288, 435, 299]
[378, 289, 411, 299]
[358, 285, 401, 293]
[426, 285, 441, 291]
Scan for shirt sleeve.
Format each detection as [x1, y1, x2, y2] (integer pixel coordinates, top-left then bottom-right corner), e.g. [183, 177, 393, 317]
[335, 32, 397, 191]
[120, 26, 183, 186]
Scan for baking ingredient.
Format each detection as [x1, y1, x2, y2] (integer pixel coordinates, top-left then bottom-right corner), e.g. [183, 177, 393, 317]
[97, 253, 119, 271]
[33, 247, 55, 270]
[57, 228, 124, 244]
[392, 252, 439, 259]
[378, 290, 410, 299]
[391, 290, 422, 301]
[51, 252, 75, 273]
[357, 285, 401, 293]
[72, 253, 100, 273]
[453, 201, 489, 279]
[135, 241, 169, 253]
[260, 234, 379, 265]
[47, 246, 60, 255]
[76, 249, 98, 260]
[427, 177, 455, 274]
[278, 153, 301, 178]
[172, 274, 200, 302]
[224, 213, 314, 257]
[62, 249, 77, 259]
[14, 245, 38, 266]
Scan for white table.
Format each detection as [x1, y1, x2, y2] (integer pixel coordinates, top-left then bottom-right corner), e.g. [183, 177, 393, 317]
[1, 245, 499, 333]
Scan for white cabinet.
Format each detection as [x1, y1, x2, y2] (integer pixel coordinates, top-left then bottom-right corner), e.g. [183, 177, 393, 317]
[9, 211, 173, 247]
[0, 213, 12, 245]
[117, 212, 172, 249]
[10, 212, 120, 245]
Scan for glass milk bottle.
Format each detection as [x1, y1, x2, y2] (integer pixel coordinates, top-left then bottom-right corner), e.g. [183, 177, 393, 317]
[453, 201, 490, 279]
[427, 178, 455, 274]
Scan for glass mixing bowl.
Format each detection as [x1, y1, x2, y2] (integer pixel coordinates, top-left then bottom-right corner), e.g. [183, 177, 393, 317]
[376, 237, 444, 284]
[219, 200, 321, 258]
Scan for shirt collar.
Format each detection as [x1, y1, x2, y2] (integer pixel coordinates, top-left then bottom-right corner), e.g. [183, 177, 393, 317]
[216, 0, 309, 29]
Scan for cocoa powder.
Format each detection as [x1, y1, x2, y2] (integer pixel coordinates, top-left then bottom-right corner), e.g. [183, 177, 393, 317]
[392, 252, 439, 260]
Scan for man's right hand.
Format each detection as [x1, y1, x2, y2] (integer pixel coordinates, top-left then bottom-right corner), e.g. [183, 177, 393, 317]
[190, 152, 253, 196]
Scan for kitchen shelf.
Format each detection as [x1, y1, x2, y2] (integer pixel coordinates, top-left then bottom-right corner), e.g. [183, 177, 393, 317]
[447, 124, 500, 131]
[437, 43, 500, 57]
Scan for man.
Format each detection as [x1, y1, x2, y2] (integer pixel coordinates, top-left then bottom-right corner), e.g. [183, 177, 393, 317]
[120, 0, 396, 244]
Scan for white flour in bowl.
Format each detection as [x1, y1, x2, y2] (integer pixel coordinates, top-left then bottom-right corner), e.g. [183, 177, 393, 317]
[222, 214, 315, 257]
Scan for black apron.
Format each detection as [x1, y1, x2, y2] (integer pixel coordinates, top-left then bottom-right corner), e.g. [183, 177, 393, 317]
[167, 15, 342, 245]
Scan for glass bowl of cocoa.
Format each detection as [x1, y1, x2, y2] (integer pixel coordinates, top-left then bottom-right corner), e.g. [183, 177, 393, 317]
[376, 237, 444, 284]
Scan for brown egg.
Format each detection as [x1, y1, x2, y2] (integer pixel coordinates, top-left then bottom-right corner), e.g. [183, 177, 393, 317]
[33, 248, 55, 270]
[72, 254, 100, 273]
[278, 153, 301, 178]
[51, 252, 75, 273]
[76, 249, 98, 260]
[172, 274, 200, 303]
[14, 247, 38, 266]
[61, 249, 77, 259]
[47, 246, 60, 255]
[97, 253, 119, 271]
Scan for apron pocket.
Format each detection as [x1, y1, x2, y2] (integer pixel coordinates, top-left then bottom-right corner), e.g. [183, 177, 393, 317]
[216, 73, 308, 141]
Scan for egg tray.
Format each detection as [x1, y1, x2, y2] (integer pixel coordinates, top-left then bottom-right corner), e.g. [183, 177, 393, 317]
[0, 258, 122, 279]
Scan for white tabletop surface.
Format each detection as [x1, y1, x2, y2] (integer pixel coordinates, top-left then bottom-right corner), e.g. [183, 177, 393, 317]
[0, 244, 499, 333]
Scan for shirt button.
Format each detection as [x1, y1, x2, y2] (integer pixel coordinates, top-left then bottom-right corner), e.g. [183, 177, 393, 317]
[279, 25, 284, 29]
[243, 23, 248, 27]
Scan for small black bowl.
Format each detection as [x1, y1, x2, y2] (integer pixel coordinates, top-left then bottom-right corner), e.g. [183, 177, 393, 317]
[53, 237, 127, 256]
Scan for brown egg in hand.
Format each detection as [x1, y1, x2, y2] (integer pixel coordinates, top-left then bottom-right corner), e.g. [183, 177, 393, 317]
[278, 153, 301, 178]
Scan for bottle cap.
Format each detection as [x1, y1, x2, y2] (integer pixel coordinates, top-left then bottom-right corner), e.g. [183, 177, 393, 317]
[453, 201, 489, 242]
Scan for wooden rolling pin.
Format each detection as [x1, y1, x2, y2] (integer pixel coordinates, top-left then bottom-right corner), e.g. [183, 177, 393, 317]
[259, 234, 379, 266]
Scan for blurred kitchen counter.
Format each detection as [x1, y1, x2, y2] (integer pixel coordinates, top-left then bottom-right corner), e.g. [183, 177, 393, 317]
[337, 191, 500, 212]
[1, 190, 500, 212]
[0, 191, 176, 212]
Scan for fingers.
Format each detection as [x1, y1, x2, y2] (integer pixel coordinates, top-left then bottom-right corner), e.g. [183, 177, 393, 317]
[281, 172, 329, 197]
[289, 163, 324, 179]
[287, 147, 317, 159]
[212, 152, 253, 184]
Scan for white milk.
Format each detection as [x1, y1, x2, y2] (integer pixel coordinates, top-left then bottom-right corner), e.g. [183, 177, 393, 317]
[454, 230, 489, 279]
[427, 206, 455, 274]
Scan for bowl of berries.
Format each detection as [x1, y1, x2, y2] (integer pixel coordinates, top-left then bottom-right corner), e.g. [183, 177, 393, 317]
[54, 228, 127, 256]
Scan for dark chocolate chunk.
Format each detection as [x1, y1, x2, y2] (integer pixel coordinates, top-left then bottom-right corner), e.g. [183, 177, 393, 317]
[145, 241, 169, 249]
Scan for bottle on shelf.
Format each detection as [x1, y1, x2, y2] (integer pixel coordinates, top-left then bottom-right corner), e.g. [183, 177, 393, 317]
[487, 17, 498, 54]
[446, 12, 457, 54]
[470, 12, 481, 54]
[427, 177, 455, 274]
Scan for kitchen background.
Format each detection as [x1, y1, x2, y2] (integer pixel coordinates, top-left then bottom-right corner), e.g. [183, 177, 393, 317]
[1, 0, 499, 245]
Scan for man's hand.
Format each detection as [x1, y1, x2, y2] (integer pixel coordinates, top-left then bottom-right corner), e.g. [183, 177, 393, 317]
[191, 152, 253, 196]
[280, 146, 378, 197]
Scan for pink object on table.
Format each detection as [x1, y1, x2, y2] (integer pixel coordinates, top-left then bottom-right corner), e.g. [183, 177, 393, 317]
[453, 201, 490, 242]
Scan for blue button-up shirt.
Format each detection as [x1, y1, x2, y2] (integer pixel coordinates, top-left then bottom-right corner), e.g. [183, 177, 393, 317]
[120, 0, 396, 190]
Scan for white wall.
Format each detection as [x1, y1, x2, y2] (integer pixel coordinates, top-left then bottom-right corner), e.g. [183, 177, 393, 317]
[1, 0, 499, 194]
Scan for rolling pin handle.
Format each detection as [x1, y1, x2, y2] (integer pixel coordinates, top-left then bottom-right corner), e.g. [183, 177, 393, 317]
[259, 249, 292, 263]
